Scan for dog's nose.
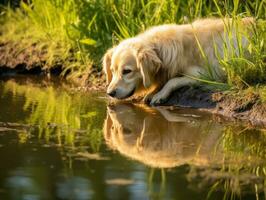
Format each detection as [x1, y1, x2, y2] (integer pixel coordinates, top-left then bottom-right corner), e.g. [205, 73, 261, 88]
[107, 90, 116, 97]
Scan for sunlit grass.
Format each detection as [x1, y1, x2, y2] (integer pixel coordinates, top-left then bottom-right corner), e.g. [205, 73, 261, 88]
[213, 17, 266, 89]
[0, 0, 265, 88]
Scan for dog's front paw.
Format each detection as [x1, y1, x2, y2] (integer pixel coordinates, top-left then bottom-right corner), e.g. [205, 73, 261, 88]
[143, 93, 154, 104]
[150, 91, 168, 106]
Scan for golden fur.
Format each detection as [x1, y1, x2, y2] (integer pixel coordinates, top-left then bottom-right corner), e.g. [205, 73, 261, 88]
[103, 17, 254, 105]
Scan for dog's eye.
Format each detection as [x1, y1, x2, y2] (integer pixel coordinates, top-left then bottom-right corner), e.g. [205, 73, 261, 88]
[122, 69, 132, 75]
[123, 127, 132, 134]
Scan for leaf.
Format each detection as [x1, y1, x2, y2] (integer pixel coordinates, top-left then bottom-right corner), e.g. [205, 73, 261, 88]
[21, 2, 32, 13]
[79, 38, 97, 46]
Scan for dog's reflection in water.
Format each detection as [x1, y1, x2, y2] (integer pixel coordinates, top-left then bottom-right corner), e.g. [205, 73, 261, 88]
[104, 103, 223, 168]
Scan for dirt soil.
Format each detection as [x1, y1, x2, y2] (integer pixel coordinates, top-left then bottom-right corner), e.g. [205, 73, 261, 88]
[165, 86, 266, 127]
[0, 41, 47, 74]
[1, 41, 265, 127]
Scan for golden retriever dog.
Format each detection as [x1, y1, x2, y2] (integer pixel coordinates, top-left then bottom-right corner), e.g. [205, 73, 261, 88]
[103, 17, 254, 105]
[104, 103, 225, 168]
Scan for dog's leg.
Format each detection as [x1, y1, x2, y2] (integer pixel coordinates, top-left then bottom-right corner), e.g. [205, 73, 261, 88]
[150, 66, 203, 105]
[156, 107, 191, 122]
[143, 87, 161, 104]
[150, 76, 196, 105]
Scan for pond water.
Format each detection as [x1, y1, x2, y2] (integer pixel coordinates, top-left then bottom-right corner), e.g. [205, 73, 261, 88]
[0, 76, 265, 200]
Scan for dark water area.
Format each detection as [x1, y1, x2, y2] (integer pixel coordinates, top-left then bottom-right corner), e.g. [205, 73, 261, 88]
[0, 76, 265, 200]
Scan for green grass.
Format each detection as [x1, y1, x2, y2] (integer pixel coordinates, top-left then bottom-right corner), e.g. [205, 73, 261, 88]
[0, 0, 265, 90]
[213, 17, 266, 89]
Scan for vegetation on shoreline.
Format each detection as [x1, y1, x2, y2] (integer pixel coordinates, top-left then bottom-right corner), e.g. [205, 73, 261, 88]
[0, 0, 265, 92]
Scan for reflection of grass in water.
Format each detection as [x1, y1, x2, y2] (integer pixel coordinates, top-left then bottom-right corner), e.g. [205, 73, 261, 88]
[3, 80, 106, 152]
[205, 126, 266, 199]
[222, 126, 266, 160]
[147, 168, 166, 200]
[161, 124, 266, 199]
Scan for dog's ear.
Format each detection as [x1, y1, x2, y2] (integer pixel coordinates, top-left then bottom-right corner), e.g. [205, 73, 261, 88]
[103, 112, 112, 141]
[103, 109, 116, 149]
[136, 47, 161, 88]
[102, 47, 115, 85]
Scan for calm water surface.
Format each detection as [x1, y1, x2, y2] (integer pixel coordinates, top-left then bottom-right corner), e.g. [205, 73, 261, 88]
[0, 77, 265, 200]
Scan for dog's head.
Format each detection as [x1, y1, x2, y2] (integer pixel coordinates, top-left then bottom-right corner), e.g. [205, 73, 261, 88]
[103, 40, 161, 99]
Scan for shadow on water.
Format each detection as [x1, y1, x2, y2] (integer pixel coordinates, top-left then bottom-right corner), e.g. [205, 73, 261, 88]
[0, 77, 266, 200]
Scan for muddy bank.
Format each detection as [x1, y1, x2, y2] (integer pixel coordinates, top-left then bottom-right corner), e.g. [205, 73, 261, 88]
[0, 41, 106, 90]
[0, 41, 61, 75]
[0, 41, 265, 126]
[165, 86, 266, 127]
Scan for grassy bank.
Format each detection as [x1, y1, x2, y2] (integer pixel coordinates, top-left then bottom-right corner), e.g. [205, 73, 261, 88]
[0, 0, 265, 91]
